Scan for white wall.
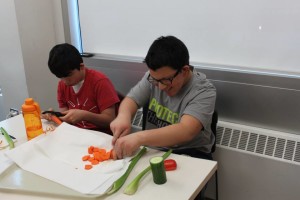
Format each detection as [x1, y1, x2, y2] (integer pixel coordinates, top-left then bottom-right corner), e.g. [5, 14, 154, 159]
[14, 0, 65, 111]
[78, 0, 300, 75]
[0, 0, 65, 121]
[0, 0, 28, 120]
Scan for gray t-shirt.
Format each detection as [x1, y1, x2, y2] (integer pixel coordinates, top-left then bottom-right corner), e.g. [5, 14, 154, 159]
[127, 69, 216, 153]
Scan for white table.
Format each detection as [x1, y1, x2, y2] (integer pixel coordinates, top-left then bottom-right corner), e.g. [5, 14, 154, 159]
[0, 115, 217, 200]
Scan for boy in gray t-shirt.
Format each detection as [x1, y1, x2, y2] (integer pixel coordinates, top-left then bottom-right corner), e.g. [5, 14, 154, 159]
[110, 36, 216, 160]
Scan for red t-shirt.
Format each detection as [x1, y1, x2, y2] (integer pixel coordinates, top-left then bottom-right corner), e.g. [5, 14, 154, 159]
[57, 68, 119, 133]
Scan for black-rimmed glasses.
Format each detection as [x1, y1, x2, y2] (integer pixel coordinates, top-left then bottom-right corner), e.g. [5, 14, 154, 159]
[147, 70, 180, 86]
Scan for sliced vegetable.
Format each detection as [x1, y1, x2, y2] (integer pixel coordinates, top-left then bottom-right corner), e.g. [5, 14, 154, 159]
[85, 164, 93, 170]
[82, 155, 90, 161]
[164, 159, 177, 171]
[150, 156, 167, 184]
[106, 147, 147, 195]
[123, 149, 172, 195]
[0, 127, 14, 149]
[82, 146, 117, 170]
[51, 115, 62, 125]
[110, 149, 117, 160]
[88, 146, 94, 154]
[91, 159, 99, 165]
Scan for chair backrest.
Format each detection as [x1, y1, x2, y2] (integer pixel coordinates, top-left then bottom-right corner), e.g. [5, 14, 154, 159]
[142, 101, 149, 130]
[211, 110, 218, 153]
[116, 91, 125, 115]
[117, 91, 125, 102]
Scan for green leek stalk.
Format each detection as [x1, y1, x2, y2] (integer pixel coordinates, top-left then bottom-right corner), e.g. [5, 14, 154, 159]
[106, 146, 147, 195]
[123, 149, 172, 195]
[0, 127, 15, 149]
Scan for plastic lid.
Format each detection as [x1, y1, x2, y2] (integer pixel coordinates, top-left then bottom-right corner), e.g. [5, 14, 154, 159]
[25, 98, 34, 105]
[22, 98, 37, 112]
[22, 104, 36, 112]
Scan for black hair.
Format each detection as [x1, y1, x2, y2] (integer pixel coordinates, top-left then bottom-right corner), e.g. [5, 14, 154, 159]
[144, 36, 189, 71]
[48, 43, 83, 78]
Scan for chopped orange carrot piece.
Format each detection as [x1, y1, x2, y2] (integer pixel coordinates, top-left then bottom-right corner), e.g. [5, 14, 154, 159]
[98, 148, 106, 154]
[103, 151, 111, 160]
[93, 147, 100, 152]
[83, 146, 117, 169]
[85, 164, 93, 170]
[91, 160, 99, 165]
[93, 152, 100, 161]
[88, 156, 94, 162]
[82, 155, 90, 161]
[110, 149, 117, 160]
[88, 146, 94, 154]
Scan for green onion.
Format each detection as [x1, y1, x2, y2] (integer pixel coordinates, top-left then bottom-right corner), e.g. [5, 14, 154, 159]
[0, 127, 15, 149]
[123, 149, 172, 195]
[106, 146, 147, 195]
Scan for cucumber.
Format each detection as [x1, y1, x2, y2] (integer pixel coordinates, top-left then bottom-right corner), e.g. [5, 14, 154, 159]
[150, 156, 167, 184]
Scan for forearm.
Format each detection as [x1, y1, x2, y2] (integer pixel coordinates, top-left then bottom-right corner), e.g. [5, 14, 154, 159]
[113, 116, 202, 159]
[82, 106, 116, 128]
[118, 97, 139, 120]
[137, 124, 196, 147]
[110, 97, 139, 145]
[136, 114, 202, 147]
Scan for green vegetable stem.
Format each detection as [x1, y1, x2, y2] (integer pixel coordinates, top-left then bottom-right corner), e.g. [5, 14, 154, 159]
[0, 127, 15, 149]
[106, 146, 147, 195]
[123, 149, 172, 195]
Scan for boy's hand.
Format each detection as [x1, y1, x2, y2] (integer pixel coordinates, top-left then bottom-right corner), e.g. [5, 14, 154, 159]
[113, 132, 141, 159]
[60, 109, 85, 124]
[110, 115, 132, 145]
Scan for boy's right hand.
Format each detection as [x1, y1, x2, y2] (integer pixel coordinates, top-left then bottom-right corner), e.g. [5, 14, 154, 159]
[110, 115, 132, 145]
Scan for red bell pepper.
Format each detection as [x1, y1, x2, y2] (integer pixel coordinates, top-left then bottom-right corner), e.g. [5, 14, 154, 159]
[164, 159, 177, 171]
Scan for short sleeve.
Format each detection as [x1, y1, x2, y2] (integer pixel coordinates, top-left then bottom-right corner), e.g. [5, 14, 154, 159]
[127, 71, 152, 108]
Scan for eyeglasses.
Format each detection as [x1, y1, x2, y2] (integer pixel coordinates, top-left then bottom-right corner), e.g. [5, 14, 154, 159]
[147, 70, 180, 86]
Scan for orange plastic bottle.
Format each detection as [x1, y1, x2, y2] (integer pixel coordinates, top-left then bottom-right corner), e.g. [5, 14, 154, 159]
[22, 98, 43, 140]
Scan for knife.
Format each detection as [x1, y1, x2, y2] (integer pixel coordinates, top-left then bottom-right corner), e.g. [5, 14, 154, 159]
[0, 127, 15, 149]
[42, 110, 65, 117]
[1, 130, 16, 139]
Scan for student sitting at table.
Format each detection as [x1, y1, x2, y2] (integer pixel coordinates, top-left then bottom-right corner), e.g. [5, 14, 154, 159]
[110, 35, 216, 159]
[44, 43, 119, 134]
[110, 36, 216, 199]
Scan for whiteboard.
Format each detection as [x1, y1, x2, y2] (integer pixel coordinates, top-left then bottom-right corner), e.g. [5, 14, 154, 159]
[78, 0, 300, 74]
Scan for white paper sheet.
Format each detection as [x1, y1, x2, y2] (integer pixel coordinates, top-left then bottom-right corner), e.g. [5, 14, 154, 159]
[0, 134, 17, 175]
[5, 123, 131, 194]
[0, 152, 13, 175]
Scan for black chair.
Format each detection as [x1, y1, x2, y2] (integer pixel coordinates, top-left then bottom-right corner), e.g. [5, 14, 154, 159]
[195, 110, 218, 200]
[142, 101, 149, 131]
[117, 91, 125, 102]
[211, 111, 219, 200]
[116, 91, 125, 114]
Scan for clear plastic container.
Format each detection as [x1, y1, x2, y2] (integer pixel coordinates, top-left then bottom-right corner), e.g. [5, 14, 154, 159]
[22, 98, 43, 140]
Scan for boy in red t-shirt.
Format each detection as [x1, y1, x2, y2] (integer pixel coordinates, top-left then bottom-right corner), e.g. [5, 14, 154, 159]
[45, 43, 119, 134]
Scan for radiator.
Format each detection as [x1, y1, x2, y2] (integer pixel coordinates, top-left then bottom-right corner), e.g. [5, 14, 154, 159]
[132, 110, 300, 200]
[206, 121, 300, 200]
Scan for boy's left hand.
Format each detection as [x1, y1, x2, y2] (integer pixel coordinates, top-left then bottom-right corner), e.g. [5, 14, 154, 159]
[60, 109, 85, 124]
